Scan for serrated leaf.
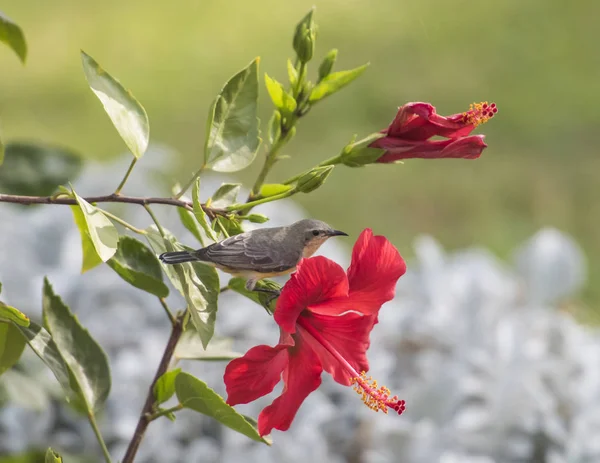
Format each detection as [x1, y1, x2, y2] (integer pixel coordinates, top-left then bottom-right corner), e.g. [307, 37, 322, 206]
[264, 73, 297, 115]
[204, 58, 261, 172]
[309, 64, 369, 103]
[0, 322, 26, 376]
[146, 227, 220, 348]
[81, 51, 149, 159]
[72, 189, 118, 265]
[0, 142, 81, 196]
[45, 448, 63, 463]
[153, 368, 181, 405]
[175, 330, 242, 362]
[259, 183, 293, 198]
[42, 278, 111, 413]
[0, 302, 29, 327]
[211, 183, 241, 208]
[107, 236, 169, 297]
[287, 59, 298, 87]
[175, 372, 271, 444]
[228, 277, 281, 313]
[192, 178, 218, 242]
[14, 321, 74, 403]
[0, 12, 26, 63]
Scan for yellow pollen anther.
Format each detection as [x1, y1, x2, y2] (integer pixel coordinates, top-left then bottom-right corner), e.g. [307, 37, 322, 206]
[462, 101, 498, 127]
[352, 371, 406, 415]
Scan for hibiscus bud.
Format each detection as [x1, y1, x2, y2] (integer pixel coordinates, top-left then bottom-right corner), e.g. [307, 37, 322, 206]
[293, 9, 317, 62]
[246, 213, 269, 224]
[294, 165, 334, 193]
[341, 132, 386, 167]
[318, 48, 338, 81]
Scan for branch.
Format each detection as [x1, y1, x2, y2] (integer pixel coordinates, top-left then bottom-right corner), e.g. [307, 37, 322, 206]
[122, 311, 185, 463]
[0, 193, 224, 216]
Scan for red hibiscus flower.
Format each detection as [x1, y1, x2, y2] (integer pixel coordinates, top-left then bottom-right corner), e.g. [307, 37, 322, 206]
[370, 101, 497, 162]
[224, 229, 407, 436]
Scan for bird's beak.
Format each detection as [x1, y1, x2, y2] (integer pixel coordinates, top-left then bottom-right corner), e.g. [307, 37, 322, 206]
[328, 230, 348, 237]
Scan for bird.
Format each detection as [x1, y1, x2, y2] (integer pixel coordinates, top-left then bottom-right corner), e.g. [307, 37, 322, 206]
[158, 219, 347, 295]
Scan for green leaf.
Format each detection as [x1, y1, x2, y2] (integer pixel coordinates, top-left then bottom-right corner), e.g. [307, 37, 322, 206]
[45, 448, 63, 463]
[81, 51, 149, 159]
[153, 368, 181, 405]
[14, 321, 74, 403]
[107, 236, 169, 297]
[177, 206, 205, 245]
[0, 142, 81, 196]
[287, 59, 298, 87]
[72, 189, 118, 264]
[228, 277, 281, 313]
[146, 227, 220, 348]
[204, 58, 261, 172]
[175, 330, 242, 362]
[175, 372, 271, 444]
[309, 64, 369, 103]
[0, 302, 29, 327]
[192, 178, 218, 242]
[264, 73, 297, 116]
[215, 216, 244, 237]
[70, 204, 103, 273]
[42, 278, 111, 413]
[211, 183, 241, 208]
[0, 322, 26, 376]
[259, 183, 293, 198]
[0, 12, 26, 63]
[267, 110, 282, 146]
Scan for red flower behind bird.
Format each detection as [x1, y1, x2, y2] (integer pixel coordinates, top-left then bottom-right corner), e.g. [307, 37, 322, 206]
[224, 229, 407, 436]
[370, 101, 497, 162]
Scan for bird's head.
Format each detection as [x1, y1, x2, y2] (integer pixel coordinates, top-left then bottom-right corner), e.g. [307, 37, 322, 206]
[290, 219, 348, 258]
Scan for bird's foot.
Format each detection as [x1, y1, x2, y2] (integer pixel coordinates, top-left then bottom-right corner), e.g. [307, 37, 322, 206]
[253, 287, 281, 307]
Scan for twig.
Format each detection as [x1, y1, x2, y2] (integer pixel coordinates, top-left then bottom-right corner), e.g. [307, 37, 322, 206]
[122, 312, 185, 463]
[114, 158, 138, 195]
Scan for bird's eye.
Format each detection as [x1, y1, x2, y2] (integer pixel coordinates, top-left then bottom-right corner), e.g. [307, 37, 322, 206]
[312, 230, 320, 236]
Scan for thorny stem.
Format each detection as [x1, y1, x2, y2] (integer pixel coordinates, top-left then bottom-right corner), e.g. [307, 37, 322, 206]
[122, 312, 185, 463]
[114, 158, 138, 195]
[88, 411, 113, 463]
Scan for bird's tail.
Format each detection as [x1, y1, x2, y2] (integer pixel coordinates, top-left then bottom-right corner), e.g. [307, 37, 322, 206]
[159, 250, 199, 265]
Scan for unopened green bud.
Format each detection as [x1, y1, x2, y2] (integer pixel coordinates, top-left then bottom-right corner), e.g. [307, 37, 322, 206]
[246, 213, 270, 224]
[293, 9, 317, 62]
[294, 165, 334, 193]
[318, 49, 338, 82]
[341, 133, 386, 167]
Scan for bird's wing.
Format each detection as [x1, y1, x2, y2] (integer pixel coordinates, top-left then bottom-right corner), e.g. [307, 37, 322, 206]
[198, 233, 297, 272]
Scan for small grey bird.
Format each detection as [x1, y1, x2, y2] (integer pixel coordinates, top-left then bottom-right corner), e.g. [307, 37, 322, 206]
[159, 219, 347, 292]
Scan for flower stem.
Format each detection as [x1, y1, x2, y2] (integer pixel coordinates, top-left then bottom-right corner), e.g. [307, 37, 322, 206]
[173, 165, 205, 200]
[249, 138, 286, 198]
[114, 158, 137, 195]
[100, 209, 147, 235]
[88, 411, 112, 463]
[282, 154, 343, 185]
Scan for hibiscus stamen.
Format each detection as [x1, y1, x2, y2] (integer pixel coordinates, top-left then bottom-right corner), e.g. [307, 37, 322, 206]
[297, 317, 405, 415]
[462, 101, 498, 127]
[352, 372, 406, 414]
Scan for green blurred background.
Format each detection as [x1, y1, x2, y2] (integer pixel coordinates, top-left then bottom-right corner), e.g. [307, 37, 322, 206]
[1, 0, 598, 312]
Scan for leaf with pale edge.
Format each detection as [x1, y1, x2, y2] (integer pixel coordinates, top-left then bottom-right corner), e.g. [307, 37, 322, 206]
[107, 236, 169, 297]
[72, 189, 118, 264]
[193, 178, 217, 242]
[309, 64, 369, 103]
[0, 322, 26, 376]
[146, 227, 219, 348]
[0, 301, 29, 326]
[175, 330, 242, 362]
[0, 11, 26, 63]
[175, 372, 271, 444]
[70, 204, 103, 273]
[204, 59, 261, 172]
[211, 183, 241, 208]
[42, 278, 111, 413]
[154, 368, 181, 405]
[45, 448, 63, 463]
[81, 51, 149, 159]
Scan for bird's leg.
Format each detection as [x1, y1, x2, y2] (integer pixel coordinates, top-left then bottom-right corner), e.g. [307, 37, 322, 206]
[246, 279, 280, 306]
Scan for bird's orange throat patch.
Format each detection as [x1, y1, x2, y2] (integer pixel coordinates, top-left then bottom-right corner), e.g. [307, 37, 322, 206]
[302, 237, 330, 258]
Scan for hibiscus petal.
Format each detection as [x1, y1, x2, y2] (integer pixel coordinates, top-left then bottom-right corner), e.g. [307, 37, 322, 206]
[275, 257, 348, 333]
[373, 135, 487, 163]
[224, 344, 289, 406]
[258, 336, 322, 435]
[300, 312, 375, 386]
